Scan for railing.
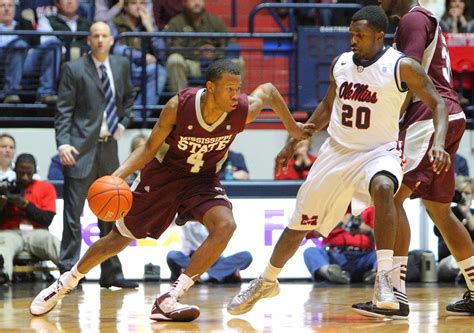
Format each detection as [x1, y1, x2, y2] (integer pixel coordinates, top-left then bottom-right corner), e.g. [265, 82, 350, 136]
[248, 2, 363, 33]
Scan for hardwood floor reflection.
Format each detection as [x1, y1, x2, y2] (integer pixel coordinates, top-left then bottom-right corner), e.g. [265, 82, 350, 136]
[0, 281, 473, 332]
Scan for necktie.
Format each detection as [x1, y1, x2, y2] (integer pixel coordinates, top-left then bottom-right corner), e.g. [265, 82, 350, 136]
[99, 64, 118, 135]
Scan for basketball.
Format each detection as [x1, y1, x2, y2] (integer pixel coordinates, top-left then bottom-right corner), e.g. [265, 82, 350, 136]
[87, 175, 133, 222]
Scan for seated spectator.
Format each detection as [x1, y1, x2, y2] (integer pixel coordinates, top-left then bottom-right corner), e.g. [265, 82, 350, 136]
[0, 134, 15, 181]
[37, 0, 92, 97]
[454, 153, 470, 177]
[0, 0, 59, 104]
[17, 0, 57, 28]
[435, 176, 474, 282]
[167, 221, 253, 283]
[165, 0, 245, 93]
[94, 0, 124, 22]
[110, 0, 167, 113]
[126, 133, 147, 182]
[440, 0, 474, 33]
[47, 154, 63, 180]
[274, 138, 316, 180]
[221, 150, 249, 181]
[152, 0, 183, 30]
[303, 207, 376, 284]
[0, 153, 60, 284]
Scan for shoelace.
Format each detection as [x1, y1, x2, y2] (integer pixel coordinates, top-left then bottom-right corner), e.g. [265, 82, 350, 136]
[237, 279, 265, 301]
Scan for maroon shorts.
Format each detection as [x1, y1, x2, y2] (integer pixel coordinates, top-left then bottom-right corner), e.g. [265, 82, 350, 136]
[114, 159, 232, 239]
[399, 99, 465, 203]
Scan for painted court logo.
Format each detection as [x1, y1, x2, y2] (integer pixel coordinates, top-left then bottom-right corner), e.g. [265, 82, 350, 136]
[300, 214, 318, 226]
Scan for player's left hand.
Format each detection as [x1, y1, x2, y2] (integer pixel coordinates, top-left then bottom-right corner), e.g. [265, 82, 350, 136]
[289, 122, 316, 140]
[428, 145, 451, 174]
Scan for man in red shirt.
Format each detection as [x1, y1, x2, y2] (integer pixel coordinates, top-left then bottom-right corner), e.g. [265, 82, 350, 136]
[0, 153, 59, 284]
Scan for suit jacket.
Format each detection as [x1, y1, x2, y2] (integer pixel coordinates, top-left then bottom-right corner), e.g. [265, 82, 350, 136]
[55, 53, 135, 179]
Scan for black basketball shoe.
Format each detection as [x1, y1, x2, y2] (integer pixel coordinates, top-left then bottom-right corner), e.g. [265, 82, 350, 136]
[352, 289, 409, 319]
[446, 290, 474, 316]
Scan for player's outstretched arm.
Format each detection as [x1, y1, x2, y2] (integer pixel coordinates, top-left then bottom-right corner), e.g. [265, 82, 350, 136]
[112, 96, 178, 179]
[246, 83, 315, 140]
[274, 57, 337, 176]
[399, 57, 451, 173]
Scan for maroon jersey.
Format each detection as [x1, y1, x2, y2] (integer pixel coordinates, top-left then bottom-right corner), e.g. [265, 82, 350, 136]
[394, 6, 460, 108]
[157, 87, 249, 175]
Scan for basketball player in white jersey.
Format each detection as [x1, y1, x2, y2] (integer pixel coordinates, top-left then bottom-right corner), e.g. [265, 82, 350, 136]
[227, 5, 451, 315]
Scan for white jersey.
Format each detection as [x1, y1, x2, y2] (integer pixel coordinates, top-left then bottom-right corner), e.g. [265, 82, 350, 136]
[328, 46, 408, 151]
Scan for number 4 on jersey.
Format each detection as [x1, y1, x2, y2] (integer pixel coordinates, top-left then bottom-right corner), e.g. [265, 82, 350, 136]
[187, 151, 205, 173]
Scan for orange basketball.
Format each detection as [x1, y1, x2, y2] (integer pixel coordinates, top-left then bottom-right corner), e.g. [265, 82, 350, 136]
[87, 175, 133, 222]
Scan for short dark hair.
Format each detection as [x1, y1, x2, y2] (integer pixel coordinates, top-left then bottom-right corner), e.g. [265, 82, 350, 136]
[15, 153, 37, 172]
[205, 59, 240, 83]
[351, 5, 389, 33]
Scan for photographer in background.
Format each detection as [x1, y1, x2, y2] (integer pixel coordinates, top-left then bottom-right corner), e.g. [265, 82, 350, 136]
[303, 207, 377, 284]
[0, 153, 59, 284]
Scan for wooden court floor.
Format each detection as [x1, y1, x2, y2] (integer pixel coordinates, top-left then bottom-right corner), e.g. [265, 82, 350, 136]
[0, 281, 473, 333]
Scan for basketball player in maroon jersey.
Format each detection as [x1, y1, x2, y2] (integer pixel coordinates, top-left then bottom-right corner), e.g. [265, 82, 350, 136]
[353, 1, 474, 317]
[30, 59, 315, 321]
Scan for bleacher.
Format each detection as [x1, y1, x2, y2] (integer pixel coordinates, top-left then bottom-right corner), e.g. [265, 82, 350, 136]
[1, 2, 473, 129]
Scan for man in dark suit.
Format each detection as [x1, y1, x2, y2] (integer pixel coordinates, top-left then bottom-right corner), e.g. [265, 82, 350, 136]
[55, 21, 137, 289]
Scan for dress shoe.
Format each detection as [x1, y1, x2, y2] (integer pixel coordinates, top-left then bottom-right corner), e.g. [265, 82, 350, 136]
[100, 278, 138, 289]
[3, 95, 21, 103]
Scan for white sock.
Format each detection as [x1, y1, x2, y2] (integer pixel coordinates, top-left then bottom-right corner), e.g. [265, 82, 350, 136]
[376, 249, 394, 273]
[262, 262, 282, 282]
[457, 256, 474, 299]
[169, 273, 195, 298]
[392, 256, 408, 294]
[61, 264, 85, 288]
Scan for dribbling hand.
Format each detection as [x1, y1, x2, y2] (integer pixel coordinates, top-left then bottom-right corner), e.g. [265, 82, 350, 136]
[275, 143, 296, 176]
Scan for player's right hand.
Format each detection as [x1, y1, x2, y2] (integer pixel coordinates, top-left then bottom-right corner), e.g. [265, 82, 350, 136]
[59, 145, 79, 166]
[274, 143, 296, 176]
[428, 144, 450, 174]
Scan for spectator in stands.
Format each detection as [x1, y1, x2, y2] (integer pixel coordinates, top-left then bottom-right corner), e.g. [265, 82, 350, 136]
[274, 138, 316, 180]
[435, 176, 474, 281]
[455, 153, 470, 177]
[0, 0, 60, 104]
[18, 0, 57, 27]
[167, 221, 253, 283]
[152, 0, 183, 30]
[0, 134, 15, 181]
[94, 0, 124, 22]
[165, 0, 244, 93]
[303, 207, 377, 284]
[110, 0, 167, 112]
[38, 0, 92, 67]
[440, 0, 474, 33]
[220, 150, 249, 181]
[0, 153, 60, 285]
[47, 154, 63, 180]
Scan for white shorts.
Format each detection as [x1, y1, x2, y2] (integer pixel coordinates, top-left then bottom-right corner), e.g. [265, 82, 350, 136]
[287, 137, 403, 236]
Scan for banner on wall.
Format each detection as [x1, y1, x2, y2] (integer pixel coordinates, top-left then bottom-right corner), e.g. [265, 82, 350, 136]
[49, 197, 430, 280]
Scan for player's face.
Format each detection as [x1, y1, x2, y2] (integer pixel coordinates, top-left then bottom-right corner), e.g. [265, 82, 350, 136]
[88, 23, 114, 57]
[350, 20, 383, 61]
[209, 72, 242, 112]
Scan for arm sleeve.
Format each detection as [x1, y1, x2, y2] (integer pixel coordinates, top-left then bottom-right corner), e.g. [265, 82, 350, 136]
[24, 203, 55, 228]
[396, 12, 436, 63]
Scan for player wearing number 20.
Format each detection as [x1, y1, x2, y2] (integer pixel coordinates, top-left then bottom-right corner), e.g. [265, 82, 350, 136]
[227, 6, 451, 316]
